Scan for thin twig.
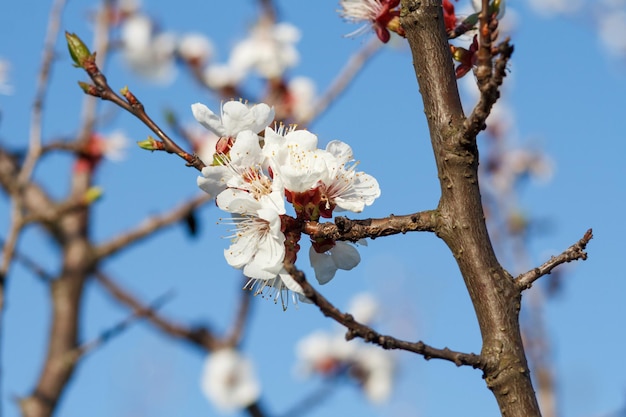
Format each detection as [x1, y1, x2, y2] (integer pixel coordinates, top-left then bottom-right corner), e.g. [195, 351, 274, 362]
[284, 262, 483, 368]
[95, 271, 219, 351]
[515, 229, 592, 291]
[94, 193, 212, 260]
[224, 276, 254, 347]
[298, 37, 382, 126]
[0, 238, 54, 282]
[77, 289, 175, 356]
[17, 0, 68, 187]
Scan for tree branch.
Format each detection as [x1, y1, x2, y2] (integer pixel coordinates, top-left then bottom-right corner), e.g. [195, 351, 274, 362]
[284, 262, 483, 368]
[515, 229, 592, 291]
[303, 210, 438, 242]
[298, 37, 382, 126]
[94, 193, 212, 260]
[401, 1, 542, 415]
[95, 271, 219, 351]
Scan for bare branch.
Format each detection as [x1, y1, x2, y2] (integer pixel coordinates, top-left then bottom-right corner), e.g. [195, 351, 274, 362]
[94, 193, 212, 260]
[463, 37, 513, 141]
[0, 237, 54, 282]
[284, 262, 483, 368]
[17, 0, 68, 187]
[303, 210, 438, 242]
[298, 37, 382, 126]
[515, 229, 592, 291]
[224, 277, 254, 347]
[95, 271, 219, 351]
[77, 290, 175, 356]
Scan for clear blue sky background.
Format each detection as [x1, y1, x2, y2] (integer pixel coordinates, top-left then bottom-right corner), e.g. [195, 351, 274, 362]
[1, 1, 625, 417]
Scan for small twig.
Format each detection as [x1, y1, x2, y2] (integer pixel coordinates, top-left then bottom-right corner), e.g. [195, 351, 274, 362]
[0, 238, 54, 282]
[475, 0, 493, 87]
[284, 262, 483, 368]
[95, 271, 219, 351]
[94, 193, 212, 260]
[303, 210, 439, 242]
[277, 380, 339, 417]
[17, 0, 68, 187]
[515, 229, 592, 291]
[463, 38, 513, 141]
[224, 277, 254, 347]
[77, 289, 175, 356]
[298, 37, 382, 126]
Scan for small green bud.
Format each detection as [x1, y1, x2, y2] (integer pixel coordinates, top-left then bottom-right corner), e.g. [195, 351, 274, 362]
[137, 136, 160, 151]
[65, 32, 92, 68]
[84, 186, 103, 204]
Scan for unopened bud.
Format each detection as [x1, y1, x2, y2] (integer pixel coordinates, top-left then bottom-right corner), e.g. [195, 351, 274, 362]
[78, 81, 99, 96]
[84, 186, 103, 204]
[137, 136, 161, 151]
[65, 32, 93, 68]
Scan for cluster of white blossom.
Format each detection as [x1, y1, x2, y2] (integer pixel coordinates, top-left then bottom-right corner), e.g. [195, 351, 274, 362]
[200, 348, 261, 412]
[295, 294, 395, 403]
[193, 100, 380, 305]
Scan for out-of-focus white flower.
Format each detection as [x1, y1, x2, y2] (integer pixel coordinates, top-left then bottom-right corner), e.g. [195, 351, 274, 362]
[101, 130, 129, 161]
[201, 349, 261, 412]
[203, 63, 247, 90]
[490, 149, 553, 193]
[117, 0, 140, 15]
[192, 100, 275, 138]
[178, 33, 214, 66]
[186, 125, 220, 165]
[287, 76, 317, 123]
[471, 0, 506, 18]
[354, 345, 395, 403]
[295, 327, 395, 403]
[120, 14, 177, 82]
[309, 242, 361, 285]
[348, 292, 379, 324]
[229, 22, 300, 79]
[598, 10, 626, 56]
[526, 0, 582, 16]
[0, 58, 14, 95]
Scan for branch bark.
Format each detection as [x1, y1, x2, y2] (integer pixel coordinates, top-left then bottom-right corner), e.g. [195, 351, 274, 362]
[400, 1, 542, 416]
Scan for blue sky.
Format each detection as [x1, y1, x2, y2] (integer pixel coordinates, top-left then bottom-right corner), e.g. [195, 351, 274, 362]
[1, 1, 625, 417]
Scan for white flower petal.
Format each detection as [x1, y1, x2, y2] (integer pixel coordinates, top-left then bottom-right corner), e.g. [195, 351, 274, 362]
[309, 245, 339, 285]
[331, 241, 361, 271]
[192, 102, 226, 137]
[200, 349, 260, 411]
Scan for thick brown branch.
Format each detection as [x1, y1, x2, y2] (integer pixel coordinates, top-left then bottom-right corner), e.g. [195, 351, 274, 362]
[284, 263, 482, 368]
[303, 210, 438, 242]
[401, 1, 541, 416]
[94, 193, 212, 260]
[515, 229, 592, 291]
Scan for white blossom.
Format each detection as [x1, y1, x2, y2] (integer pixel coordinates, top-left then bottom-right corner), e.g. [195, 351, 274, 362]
[229, 22, 300, 79]
[323, 140, 381, 213]
[348, 292, 380, 324]
[192, 100, 275, 138]
[120, 14, 177, 82]
[295, 327, 395, 403]
[0, 58, 13, 95]
[308, 241, 361, 285]
[200, 349, 260, 412]
[178, 33, 214, 65]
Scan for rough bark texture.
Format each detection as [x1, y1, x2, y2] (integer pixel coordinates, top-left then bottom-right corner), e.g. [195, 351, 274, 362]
[19, 171, 95, 417]
[400, 1, 542, 416]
